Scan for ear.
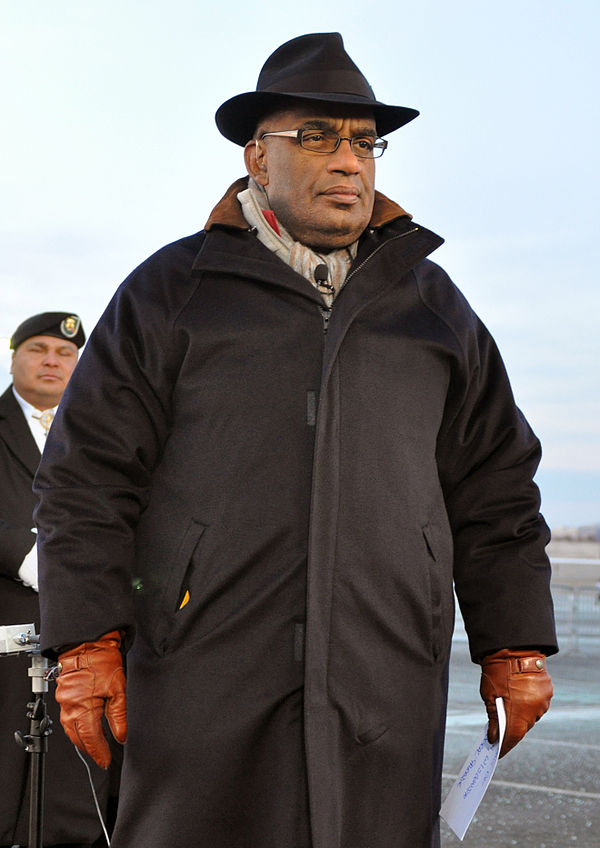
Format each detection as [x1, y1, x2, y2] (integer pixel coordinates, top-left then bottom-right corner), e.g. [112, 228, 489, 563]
[9, 352, 15, 376]
[244, 139, 269, 187]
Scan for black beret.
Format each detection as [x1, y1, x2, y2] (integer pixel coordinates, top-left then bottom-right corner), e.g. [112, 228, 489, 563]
[10, 312, 86, 351]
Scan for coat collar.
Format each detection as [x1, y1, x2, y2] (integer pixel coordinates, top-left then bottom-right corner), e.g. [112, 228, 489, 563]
[196, 178, 444, 316]
[195, 179, 443, 310]
[204, 177, 412, 233]
[0, 386, 41, 475]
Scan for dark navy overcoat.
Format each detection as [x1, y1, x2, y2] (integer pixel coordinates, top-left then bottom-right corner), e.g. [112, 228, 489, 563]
[35, 181, 557, 848]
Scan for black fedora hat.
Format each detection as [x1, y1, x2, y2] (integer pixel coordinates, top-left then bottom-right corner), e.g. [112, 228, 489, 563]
[215, 32, 419, 146]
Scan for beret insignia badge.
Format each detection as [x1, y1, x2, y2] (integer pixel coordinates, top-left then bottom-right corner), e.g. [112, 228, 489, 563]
[60, 315, 81, 339]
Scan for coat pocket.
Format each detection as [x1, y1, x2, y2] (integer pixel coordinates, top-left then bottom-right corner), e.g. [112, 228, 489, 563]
[153, 519, 207, 652]
[422, 521, 443, 661]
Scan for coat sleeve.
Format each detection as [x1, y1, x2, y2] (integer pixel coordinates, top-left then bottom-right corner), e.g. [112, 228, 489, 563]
[34, 237, 201, 654]
[424, 263, 558, 661]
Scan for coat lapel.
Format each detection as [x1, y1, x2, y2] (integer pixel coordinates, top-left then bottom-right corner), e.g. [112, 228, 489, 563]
[0, 387, 41, 476]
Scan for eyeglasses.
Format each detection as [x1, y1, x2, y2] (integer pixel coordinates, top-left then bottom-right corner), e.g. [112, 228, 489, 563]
[259, 128, 388, 159]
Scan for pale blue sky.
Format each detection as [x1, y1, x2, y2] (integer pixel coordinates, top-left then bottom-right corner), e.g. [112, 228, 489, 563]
[1, 0, 598, 527]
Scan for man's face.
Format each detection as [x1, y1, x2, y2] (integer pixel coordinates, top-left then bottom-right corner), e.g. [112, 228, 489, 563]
[10, 335, 79, 410]
[246, 103, 377, 251]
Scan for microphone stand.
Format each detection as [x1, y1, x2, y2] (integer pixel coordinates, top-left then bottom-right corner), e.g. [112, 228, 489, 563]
[13, 635, 56, 848]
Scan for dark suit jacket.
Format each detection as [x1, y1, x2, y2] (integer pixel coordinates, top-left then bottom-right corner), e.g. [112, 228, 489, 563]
[0, 385, 39, 583]
[0, 385, 111, 846]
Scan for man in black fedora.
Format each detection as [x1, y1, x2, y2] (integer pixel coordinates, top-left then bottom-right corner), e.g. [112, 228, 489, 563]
[34, 33, 557, 848]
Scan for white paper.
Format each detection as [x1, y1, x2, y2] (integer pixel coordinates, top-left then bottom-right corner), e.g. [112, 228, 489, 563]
[439, 697, 506, 840]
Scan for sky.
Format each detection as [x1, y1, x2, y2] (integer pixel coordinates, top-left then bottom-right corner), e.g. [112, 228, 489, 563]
[1, 0, 598, 528]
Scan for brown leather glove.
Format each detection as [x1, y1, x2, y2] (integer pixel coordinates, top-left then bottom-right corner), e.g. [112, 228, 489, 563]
[56, 629, 127, 769]
[480, 648, 553, 758]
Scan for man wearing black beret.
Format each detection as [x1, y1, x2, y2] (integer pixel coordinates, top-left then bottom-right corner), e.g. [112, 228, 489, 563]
[2, 312, 85, 595]
[35, 33, 557, 848]
[0, 312, 111, 847]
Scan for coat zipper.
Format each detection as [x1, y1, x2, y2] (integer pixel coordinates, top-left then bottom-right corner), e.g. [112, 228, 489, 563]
[319, 226, 420, 332]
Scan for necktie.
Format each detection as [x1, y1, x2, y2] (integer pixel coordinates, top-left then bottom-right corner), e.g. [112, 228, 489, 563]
[33, 410, 55, 437]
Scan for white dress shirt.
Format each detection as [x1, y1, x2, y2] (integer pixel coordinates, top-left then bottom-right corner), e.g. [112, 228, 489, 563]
[12, 386, 57, 454]
[11, 387, 56, 590]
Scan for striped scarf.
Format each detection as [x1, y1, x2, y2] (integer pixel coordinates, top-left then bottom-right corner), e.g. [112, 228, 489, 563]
[237, 180, 357, 308]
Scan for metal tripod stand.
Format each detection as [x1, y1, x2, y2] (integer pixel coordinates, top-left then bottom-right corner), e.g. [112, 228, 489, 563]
[1, 626, 57, 848]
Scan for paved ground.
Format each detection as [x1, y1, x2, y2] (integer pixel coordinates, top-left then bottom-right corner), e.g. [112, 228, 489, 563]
[440, 633, 600, 847]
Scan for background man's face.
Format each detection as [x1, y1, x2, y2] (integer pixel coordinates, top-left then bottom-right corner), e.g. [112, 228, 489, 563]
[249, 103, 377, 251]
[11, 334, 79, 410]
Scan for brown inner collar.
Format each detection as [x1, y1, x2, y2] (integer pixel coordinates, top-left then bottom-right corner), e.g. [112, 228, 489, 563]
[204, 177, 412, 234]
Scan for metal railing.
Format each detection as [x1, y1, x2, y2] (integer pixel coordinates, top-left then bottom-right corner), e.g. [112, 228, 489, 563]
[551, 584, 600, 652]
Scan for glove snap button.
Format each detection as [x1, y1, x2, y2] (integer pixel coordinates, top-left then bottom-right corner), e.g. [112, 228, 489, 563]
[535, 659, 544, 670]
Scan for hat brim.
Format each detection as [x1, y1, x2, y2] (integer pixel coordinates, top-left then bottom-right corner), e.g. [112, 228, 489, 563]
[215, 91, 419, 146]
